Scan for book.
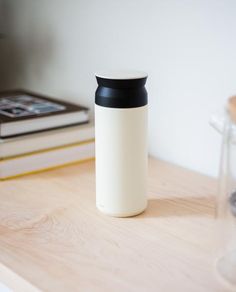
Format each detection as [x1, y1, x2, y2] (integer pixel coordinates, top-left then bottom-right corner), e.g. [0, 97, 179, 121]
[0, 140, 95, 180]
[0, 89, 89, 137]
[0, 122, 94, 158]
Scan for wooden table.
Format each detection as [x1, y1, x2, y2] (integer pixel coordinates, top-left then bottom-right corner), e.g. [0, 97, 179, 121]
[0, 158, 231, 292]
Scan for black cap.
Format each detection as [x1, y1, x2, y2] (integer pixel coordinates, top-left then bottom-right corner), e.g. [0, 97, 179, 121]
[95, 71, 148, 108]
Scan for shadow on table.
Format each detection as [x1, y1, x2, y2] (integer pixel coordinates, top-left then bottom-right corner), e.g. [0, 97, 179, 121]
[139, 196, 215, 218]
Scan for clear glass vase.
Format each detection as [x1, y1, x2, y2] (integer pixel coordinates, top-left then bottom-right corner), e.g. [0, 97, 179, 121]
[211, 98, 236, 287]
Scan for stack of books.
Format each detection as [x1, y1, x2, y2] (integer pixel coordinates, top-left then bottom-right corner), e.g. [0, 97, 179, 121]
[0, 90, 95, 180]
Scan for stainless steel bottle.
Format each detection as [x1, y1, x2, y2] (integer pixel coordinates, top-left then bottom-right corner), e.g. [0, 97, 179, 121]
[95, 71, 148, 217]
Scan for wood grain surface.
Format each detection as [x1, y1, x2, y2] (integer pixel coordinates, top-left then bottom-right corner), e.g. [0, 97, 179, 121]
[0, 158, 231, 292]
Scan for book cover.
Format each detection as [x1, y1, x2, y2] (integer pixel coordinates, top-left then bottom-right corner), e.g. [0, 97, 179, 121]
[0, 89, 88, 124]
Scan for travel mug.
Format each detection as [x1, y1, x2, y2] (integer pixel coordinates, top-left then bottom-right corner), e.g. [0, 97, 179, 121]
[95, 71, 148, 217]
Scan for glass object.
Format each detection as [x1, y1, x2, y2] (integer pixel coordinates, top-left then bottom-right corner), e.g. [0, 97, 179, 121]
[211, 96, 236, 287]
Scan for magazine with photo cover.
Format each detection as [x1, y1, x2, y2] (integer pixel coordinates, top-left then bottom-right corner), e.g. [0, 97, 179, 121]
[0, 90, 89, 137]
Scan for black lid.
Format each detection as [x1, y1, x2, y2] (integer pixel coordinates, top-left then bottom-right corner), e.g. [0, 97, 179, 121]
[95, 71, 148, 108]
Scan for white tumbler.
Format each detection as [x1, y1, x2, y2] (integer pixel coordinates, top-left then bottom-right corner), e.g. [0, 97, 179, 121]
[95, 71, 148, 217]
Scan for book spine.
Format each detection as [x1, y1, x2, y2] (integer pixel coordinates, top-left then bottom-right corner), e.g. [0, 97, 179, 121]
[0, 157, 94, 180]
[0, 140, 95, 179]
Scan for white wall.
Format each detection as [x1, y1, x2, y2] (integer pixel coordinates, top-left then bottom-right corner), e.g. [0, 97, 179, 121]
[3, 0, 236, 177]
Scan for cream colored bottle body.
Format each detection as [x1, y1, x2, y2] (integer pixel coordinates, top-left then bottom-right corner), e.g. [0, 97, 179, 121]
[95, 104, 148, 217]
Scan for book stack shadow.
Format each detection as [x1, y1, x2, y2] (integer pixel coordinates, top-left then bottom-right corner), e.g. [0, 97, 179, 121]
[0, 90, 94, 180]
